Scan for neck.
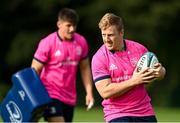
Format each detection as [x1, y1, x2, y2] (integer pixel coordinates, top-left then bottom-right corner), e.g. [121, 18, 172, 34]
[119, 45, 124, 51]
[118, 39, 124, 51]
[57, 30, 73, 41]
[58, 30, 66, 40]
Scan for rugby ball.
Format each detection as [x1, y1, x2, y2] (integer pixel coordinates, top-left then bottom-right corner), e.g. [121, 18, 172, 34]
[137, 52, 159, 72]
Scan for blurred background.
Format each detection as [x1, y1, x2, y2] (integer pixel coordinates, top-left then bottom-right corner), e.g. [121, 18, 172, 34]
[0, 0, 180, 121]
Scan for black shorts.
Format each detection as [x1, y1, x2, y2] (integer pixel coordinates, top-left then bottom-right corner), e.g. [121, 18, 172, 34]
[109, 115, 157, 122]
[44, 98, 74, 122]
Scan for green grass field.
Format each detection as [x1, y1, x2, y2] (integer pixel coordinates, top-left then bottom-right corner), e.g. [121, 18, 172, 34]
[0, 107, 180, 122]
[73, 106, 180, 122]
[154, 107, 180, 122]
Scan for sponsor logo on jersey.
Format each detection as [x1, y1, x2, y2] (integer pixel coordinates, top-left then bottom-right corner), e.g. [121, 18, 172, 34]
[130, 57, 138, 67]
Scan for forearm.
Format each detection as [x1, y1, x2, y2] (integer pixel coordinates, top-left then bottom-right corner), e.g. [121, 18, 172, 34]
[95, 78, 138, 99]
[81, 67, 93, 95]
[80, 58, 94, 95]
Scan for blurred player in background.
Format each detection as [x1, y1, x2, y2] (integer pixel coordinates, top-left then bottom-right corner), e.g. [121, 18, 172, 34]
[31, 8, 94, 122]
[91, 13, 166, 122]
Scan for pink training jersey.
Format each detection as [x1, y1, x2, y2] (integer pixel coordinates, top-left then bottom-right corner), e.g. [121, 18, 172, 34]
[91, 40, 156, 121]
[34, 32, 88, 106]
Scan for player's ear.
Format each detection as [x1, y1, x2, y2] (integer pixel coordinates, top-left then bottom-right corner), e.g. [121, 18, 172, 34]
[119, 29, 124, 36]
[121, 29, 124, 34]
[57, 20, 61, 28]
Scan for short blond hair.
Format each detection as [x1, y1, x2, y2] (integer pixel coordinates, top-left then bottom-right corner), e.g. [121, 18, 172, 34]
[98, 13, 124, 32]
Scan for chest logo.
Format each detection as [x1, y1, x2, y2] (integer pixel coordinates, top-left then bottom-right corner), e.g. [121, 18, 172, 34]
[76, 46, 82, 55]
[130, 57, 138, 67]
[109, 64, 118, 70]
[55, 50, 61, 56]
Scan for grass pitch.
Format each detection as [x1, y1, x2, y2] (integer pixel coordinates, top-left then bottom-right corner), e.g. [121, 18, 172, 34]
[0, 106, 180, 122]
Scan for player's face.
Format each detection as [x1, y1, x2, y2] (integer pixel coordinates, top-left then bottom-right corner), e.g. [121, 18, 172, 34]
[101, 25, 124, 51]
[57, 20, 77, 40]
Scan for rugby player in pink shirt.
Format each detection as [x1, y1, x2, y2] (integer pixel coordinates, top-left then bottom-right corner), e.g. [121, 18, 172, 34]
[91, 13, 166, 122]
[31, 8, 94, 122]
